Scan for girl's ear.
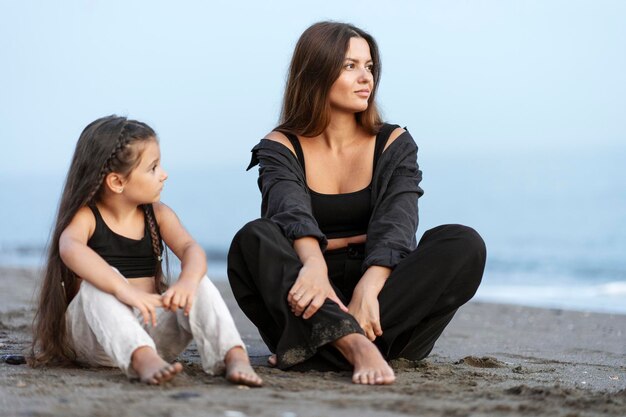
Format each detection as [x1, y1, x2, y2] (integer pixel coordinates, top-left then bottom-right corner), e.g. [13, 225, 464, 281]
[104, 172, 126, 194]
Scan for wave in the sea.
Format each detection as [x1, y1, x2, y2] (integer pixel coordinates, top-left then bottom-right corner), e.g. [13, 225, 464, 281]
[475, 281, 626, 314]
[1, 245, 624, 315]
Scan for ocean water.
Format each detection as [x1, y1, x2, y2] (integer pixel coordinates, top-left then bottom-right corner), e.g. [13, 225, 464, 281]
[1, 146, 624, 314]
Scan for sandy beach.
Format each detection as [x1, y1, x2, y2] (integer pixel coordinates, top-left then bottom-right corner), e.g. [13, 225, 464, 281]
[1, 266, 624, 417]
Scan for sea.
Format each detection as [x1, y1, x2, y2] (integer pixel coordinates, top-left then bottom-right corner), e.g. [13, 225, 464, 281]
[1, 145, 625, 315]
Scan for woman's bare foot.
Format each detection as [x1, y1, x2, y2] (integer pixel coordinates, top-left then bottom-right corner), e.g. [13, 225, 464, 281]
[131, 346, 183, 385]
[225, 346, 263, 387]
[333, 333, 395, 385]
[268, 354, 277, 367]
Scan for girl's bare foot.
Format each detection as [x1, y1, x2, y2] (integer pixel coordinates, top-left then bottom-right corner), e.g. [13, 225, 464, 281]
[225, 346, 263, 387]
[268, 354, 277, 367]
[333, 333, 395, 385]
[131, 346, 183, 385]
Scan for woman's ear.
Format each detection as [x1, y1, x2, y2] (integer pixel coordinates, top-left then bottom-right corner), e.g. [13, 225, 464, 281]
[104, 172, 125, 194]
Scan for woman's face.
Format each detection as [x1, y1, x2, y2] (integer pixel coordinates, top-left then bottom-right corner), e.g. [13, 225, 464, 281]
[328, 37, 374, 114]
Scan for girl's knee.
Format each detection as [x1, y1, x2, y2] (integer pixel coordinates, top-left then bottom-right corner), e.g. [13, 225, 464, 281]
[195, 276, 220, 300]
[79, 280, 128, 308]
[80, 280, 106, 299]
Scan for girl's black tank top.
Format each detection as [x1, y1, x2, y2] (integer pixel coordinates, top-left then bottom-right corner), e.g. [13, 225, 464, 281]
[87, 204, 160, 278]
[286, 124, 398, 239]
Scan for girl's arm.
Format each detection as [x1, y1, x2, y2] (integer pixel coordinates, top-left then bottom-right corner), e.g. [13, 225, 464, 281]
[154, 202, 207, 315]
[59, 206, 163, 326]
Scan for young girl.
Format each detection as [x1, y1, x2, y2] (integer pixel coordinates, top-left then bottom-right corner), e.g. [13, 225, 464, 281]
[31, 115, 262, 386]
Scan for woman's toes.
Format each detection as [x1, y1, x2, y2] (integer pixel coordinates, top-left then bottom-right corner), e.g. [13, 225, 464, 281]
[268, 354, 277, 367]
[359, 372, 368, 385]
[369, 371, 378, 385]
[374, 370, 383, 384]
[384, 372, 396, 384]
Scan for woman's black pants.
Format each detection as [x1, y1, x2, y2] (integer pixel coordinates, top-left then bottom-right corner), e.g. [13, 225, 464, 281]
[227, 218, 486, 370]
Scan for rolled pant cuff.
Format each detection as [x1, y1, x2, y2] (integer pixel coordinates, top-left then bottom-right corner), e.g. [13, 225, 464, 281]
[123, 342, 158, 378]
[277, 316, 363, 369]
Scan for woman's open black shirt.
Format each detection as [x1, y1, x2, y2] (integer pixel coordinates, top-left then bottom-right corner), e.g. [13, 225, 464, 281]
[246, 124, 424, 272]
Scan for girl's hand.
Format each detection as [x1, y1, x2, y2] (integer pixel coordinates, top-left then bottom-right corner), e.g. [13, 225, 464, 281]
[162, 279, 199, 316]
[348, 289, 383, 341]
[114, 284, 164, 327]
[288, 258, 349, 319]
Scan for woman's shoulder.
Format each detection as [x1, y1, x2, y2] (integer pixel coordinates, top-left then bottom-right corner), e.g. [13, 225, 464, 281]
[380, 123, 407, 152]
[263, 131, 296, 156]
[247, 131, 302, 171]
[380, 123, 416, 151]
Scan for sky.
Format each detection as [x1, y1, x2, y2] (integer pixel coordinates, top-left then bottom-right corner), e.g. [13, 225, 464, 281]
[1, 0, 625, 177]
[1, 1, 625, 314]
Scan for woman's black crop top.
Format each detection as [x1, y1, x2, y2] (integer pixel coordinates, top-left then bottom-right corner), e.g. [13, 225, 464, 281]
[307, 186, 371, 239]
[285, 126, 392, 239]
[87, 204, 160, 278]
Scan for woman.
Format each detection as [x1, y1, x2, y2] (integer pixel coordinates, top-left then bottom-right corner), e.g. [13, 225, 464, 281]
[228, 21, 486, 385]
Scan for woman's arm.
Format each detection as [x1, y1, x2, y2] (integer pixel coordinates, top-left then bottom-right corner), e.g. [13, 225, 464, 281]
[59, 206, 163, 326]
[347, 265, 391, 340]
[250, 138, 328, 250]
[288, 236, 348, 319]
[251, 137, 348, 319]
[154, 202, 207, 315]
[350, 130, 423, 340]
[364, 131, 423, 272]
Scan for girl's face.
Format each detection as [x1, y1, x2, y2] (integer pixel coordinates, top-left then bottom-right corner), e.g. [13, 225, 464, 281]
[122, 139, 168, 204]
[328, 37, 374, 115]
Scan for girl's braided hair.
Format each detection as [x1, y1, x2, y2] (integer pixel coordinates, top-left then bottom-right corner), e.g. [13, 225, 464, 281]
[31, 115, 168, 366]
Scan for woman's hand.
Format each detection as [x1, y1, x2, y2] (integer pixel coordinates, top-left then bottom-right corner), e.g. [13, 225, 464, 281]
[114, 283, 164, 327]
[288, 257, 348, 319]
[349, 265, 392, 340]
[348, 289, 382, 341]
[162, 278, 199, 316]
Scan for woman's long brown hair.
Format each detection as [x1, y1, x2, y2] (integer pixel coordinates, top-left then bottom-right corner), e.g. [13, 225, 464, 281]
[276, 21, 383, 137]
[30, 115, 167, 366]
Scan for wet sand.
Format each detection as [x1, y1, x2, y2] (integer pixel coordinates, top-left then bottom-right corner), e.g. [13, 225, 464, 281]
[1, 266, 625, 417]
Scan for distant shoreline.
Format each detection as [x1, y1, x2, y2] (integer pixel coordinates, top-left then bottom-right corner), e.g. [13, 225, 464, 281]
[2, 250, 625, 316]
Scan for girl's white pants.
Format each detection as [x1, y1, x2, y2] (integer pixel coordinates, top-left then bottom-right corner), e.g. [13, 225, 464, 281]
[65, 276, 245, 377]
